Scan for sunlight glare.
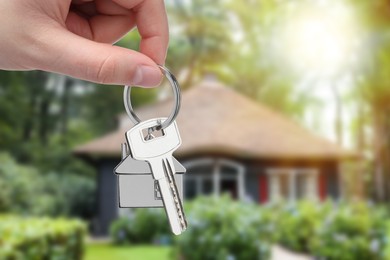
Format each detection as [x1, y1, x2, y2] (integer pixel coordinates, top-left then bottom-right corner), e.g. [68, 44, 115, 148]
[278, 2, 361, 78]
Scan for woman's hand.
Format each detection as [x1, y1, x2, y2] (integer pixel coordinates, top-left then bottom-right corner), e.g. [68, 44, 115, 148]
[0, 0, 168, 87]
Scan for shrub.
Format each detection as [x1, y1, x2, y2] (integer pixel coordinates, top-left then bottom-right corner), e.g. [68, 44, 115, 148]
[37, 173, 96, 219]
[0, 153, 96, 219]
[173, 196, 273, 260]
[110, 216, 134, 245]
[0, 215, 86, 260]
[110, 208, 170, 245]
[309, 202, 387, 260]
[274, 200, 332, 253]
[111, 196, 390, 260]
[173, 197, 389, 260]
[0, 153, 41, 214]
[383, 221, 390, 260]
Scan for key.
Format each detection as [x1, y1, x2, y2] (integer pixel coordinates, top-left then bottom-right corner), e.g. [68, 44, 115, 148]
[126, 118, 187, 235]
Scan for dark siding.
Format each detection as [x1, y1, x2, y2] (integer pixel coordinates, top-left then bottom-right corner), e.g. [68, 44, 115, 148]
[245, 172, 260, 202]
[324, 163, 340, 199]
[95, 159, 119, 236]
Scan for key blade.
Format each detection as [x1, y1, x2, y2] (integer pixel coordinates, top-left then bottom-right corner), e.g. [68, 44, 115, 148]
[157, 179, 184, 235]
[163, 158, 187, 231]
[151, 158, 187, 235]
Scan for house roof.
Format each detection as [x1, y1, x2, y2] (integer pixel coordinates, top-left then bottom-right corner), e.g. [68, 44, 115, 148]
[74, 82, 355, 160]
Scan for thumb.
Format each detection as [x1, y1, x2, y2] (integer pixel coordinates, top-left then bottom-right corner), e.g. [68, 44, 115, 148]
[35, 29, 162, 87]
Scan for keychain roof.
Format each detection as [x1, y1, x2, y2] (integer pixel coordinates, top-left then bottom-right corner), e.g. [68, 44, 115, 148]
[114, 155, 186, 175]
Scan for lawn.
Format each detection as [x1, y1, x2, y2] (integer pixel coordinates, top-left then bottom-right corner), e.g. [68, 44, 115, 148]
[85, 243, 172, 260]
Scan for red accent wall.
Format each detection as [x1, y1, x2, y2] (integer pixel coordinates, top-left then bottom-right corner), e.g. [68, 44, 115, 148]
[318, 172, 326, 201]
[259, 174, 268, 203]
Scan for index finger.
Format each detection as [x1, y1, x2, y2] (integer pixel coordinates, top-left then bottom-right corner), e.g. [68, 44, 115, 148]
[112, 0, 169, 65]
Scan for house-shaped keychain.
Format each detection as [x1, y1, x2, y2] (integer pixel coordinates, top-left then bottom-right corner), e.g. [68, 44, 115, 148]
[114, 144, 186, 208]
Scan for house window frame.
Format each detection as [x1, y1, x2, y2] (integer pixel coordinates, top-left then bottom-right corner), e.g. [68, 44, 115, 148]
[183, 158, 246, 200]
[266, 168, 319, 202]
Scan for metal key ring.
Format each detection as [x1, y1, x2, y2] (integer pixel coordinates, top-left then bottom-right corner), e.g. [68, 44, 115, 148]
[123, 65, 181, 131]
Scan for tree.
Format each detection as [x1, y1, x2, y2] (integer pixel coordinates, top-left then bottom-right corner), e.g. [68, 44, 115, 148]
[168, 0, 232, 88]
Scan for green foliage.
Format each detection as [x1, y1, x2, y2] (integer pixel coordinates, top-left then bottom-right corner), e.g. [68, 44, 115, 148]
[0, 216, 86, 260]
[173, 196, 272, 260]
[167, 0, 232, 88]
[274, 201, 332, 253]
[309, 202, 387, 260]
[108, 196, 390, 260]
[0, 153, 42, 214]
[110, 209, 170, 245]
[37, 173, 96, 219]
[110, 217, 134, 245]
[0, 153, 96, 218]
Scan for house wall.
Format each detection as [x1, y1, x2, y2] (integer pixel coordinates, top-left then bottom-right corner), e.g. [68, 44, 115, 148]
[94, 159, 119, 236]
[245, 171, 261, 202]
[322, 162, 340, 199]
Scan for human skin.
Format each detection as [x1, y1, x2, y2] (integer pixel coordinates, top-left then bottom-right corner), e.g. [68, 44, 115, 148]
[0, 0, 168, 87]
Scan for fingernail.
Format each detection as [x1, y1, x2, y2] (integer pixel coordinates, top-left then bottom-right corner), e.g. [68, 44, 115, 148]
[132, 66, 162, 87]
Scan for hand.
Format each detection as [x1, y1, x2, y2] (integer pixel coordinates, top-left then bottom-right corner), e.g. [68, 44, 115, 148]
[0, 0, 168, 87]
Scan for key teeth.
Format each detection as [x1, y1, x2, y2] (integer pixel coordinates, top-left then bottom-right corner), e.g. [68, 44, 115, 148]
[162, 158, 188, 235]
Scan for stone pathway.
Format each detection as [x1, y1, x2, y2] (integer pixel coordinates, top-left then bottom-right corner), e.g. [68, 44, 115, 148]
[271, 245, 313, 260]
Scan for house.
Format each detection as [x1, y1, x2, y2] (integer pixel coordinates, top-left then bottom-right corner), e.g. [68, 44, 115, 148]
[74, 81, 355, 235]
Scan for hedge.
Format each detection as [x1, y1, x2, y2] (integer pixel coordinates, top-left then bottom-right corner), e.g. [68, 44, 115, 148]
[0, 216, 86, 260]
[173, 197, 390, 260]
[112, 196, 390, 260]
[173, 196, 273, 260]
[110, 209, 171, 245]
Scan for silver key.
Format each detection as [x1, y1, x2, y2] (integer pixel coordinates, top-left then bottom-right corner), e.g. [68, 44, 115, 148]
[126, 118, 187, 235]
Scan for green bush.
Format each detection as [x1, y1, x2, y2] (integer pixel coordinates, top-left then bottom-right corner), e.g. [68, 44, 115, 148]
[110, 216, 134, 245]
[110, 208, 170, 245]
[173, 197, 390, 260]
[273, 200, 332, 253]
[0, 216, 86, 260]
[110, 196, 390, 260]
[0, 153, 41, 214]
[37, 173, 96, 219]
[309, 202, 387, 260]
[0, 153, 96, 218]
[173, 196, 272, 260]
[383, 221, 390, 260]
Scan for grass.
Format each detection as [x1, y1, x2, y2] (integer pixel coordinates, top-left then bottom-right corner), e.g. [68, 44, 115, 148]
[85, 243, 172, 260]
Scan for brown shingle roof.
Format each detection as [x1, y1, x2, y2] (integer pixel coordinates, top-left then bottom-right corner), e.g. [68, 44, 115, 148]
[74, 82, 355, 160]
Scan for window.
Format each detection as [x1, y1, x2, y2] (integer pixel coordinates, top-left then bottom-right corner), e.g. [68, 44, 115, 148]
[184, 175, 213, 199]
[267, 168, 318, 202]
[183, 158, 246, 200]
[296, 172, 317, 199]
[184, 178, 197, 199]
[221, 179, 237, 199]
[202, 178, 213, 195]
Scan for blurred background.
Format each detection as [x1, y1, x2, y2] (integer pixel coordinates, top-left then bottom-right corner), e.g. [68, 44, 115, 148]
[1, 0, 390, 259]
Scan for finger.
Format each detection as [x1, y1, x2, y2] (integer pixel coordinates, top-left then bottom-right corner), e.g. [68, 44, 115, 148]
[66, 11, 136, 43]
[95, 0, 131, 16]
[112, 0, 169, 65]
[34, 27, 162, 87]
[72, 0, 131, 17]
[70, 2, 97, 17]
[72, 0, 93, 4]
